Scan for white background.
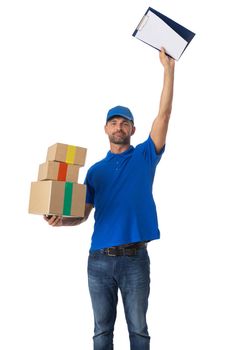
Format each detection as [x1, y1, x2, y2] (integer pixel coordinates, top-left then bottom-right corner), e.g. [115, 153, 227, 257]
[0, 0, 233, 349]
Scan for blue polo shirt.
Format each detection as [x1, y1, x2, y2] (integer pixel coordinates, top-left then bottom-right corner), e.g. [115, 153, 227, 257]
[84, 136, 164, 251]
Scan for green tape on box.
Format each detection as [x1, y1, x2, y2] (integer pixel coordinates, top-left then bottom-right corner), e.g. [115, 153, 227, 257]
[63, 182, 73, 215]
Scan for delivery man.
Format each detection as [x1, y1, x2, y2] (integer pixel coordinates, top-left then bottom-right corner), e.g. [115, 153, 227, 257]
[44, 48, 175, 350]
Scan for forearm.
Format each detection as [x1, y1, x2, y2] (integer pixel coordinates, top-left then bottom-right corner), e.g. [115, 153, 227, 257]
[61, 217, 86, 226]
[44, 204, 93, 227]
[158, 66, 175, 119]
[150, 49, 175, 153]
[62, 203, 93, 226]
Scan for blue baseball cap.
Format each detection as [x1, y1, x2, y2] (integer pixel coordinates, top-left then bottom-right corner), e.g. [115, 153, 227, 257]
[106, 105, 134, 124]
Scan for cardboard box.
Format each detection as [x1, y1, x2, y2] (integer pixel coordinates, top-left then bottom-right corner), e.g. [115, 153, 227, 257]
[46, 143, 87, 166]
[28, 181, 86, 217]
[38, 161, 80, 182]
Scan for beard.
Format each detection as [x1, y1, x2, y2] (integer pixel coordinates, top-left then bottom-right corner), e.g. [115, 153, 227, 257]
[109, 132, 130, 145]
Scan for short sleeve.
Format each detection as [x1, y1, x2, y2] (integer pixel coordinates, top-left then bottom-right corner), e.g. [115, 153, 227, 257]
[136, 135, 165, 167]
[84, 171, 95, 205]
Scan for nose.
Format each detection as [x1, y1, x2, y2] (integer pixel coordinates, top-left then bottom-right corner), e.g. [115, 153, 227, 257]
[116, 123, 123, 131]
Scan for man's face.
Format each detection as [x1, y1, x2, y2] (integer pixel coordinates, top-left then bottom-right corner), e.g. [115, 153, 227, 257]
[105, 117, 135, 145]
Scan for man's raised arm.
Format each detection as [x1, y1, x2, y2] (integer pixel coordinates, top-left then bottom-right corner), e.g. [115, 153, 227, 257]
[150, 48, 175, 153]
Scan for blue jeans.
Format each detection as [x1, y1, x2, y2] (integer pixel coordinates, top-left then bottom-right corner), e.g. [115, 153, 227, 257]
[88, 247, 150, 350]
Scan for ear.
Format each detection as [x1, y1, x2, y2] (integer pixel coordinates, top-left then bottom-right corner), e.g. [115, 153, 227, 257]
[131, 126, 136, 136]
[104, 124, 108, 134]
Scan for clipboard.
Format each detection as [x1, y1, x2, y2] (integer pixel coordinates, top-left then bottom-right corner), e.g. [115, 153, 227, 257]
[133, 7, 195, 60]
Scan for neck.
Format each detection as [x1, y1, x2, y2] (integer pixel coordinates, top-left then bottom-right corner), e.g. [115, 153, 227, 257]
[109, 143, 131, 154]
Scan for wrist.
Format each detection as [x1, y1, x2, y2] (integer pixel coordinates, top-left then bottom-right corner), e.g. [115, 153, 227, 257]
[164, 64, 175, 75]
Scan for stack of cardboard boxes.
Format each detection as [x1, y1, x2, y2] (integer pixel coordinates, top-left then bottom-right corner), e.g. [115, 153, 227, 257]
[28, 143, 87, 217]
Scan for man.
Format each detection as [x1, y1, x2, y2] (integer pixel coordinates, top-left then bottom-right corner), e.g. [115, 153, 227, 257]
[44, 48, 175, 350]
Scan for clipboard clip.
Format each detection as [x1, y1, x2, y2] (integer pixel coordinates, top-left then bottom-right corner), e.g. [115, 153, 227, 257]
[136, 15, 149, 31]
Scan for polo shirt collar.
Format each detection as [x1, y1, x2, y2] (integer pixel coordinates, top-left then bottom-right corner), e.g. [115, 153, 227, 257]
[106, 145, 134, 160]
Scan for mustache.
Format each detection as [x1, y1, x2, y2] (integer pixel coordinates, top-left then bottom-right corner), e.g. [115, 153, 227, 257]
[113, 131, 125, 135]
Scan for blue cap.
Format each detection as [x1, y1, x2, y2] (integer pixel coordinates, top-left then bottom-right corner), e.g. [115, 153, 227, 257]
[106, 105, 134, 124]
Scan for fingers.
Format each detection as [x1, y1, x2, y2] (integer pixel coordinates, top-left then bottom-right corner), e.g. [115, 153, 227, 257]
[43, 215, 63, 226]
[159, 47, 175, 68]
[159, 47, 167, 63]
[160, 47, 166, 57]
[160, 47, 170, 60]
[43, 215, 52, 221]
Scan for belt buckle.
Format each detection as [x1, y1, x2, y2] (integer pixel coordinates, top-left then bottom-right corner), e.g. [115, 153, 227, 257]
[106, 248, 117, 256]
[106, 246, 138, 256]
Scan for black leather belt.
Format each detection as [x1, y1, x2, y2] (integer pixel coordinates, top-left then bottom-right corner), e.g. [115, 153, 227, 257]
[100, 242, 146, 256]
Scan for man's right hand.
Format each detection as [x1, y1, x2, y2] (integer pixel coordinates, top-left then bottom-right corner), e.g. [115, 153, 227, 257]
[43, 215, 63, 226]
